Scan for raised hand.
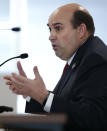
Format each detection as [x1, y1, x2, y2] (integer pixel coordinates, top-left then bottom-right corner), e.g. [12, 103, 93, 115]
[4, 61, 27, 98]
[4, 65, 48, 104]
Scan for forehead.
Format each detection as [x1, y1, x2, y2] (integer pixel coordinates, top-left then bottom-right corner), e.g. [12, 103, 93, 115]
[48, 9, 73, 26]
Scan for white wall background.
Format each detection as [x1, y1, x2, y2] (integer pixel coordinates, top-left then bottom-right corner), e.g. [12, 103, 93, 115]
[0, 0, 106, 114]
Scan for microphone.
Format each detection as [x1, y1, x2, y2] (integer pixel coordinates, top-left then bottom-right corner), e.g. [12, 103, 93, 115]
[11, 27, 21, 32]
[0, 53, 28, 67]
[0, 106, 13, 113]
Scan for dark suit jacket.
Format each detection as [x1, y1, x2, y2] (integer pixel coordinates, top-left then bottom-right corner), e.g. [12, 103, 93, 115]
[25, 36, 107, 130]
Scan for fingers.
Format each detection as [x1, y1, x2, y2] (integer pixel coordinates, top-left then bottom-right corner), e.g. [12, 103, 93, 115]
[9, 85, 20, 94]
[6, 78, 26, 95]
[6, 80, 12, 86]
[8, 75, 26, 95]
[4, 75, 11, 81]
[11, 73, 26, 84]
[4, 75, 13, 86]
[10, 73, 28, 90]
[17, 61, 27, 77]
[3, 62, 32, 96]
[33, 66, 40, 79]
[4, 61, 27, 87]
[4, 73, 26, 88]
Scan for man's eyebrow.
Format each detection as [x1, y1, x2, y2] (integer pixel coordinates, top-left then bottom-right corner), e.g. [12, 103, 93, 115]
[47, 23, 63, 27]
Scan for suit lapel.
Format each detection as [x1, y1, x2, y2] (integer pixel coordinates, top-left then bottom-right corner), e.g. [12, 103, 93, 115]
[53, 62, 77, 95]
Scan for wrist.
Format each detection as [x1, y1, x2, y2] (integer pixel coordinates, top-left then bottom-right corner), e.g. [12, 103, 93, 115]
[42, 91, 50, 107]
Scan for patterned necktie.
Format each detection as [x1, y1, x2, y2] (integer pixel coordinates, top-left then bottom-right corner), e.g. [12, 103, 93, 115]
[62, 63, 69, 77]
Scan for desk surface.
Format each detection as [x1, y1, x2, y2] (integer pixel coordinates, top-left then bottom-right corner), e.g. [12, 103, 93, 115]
[0, 113, 67, 130]
[0, 113, 67, 123]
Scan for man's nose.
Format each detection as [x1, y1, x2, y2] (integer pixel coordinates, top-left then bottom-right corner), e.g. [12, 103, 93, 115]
[49, 31, 56, 42]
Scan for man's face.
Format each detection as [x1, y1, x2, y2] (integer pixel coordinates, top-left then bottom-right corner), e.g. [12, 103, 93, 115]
[48, 9, 80, 60]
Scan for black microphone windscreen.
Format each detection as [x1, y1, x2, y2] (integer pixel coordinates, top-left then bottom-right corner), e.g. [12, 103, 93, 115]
[0, 106, 13, 113]
[20, 53, 28, 59]
[11, 27, 21, 32]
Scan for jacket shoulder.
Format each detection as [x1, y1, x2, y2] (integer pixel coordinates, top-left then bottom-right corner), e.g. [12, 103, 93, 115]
[84, 36, 107, 63]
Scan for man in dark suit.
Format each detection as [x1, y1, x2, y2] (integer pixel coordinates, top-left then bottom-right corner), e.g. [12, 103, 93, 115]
[4, 3, 107, 130]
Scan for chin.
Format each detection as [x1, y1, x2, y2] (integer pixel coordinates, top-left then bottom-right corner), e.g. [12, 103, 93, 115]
[57, 55, 67, 61]
[55, 52, 68, 61]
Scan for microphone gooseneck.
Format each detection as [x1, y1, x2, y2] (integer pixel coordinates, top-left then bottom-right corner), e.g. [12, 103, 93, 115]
[0, 53, 28, 67]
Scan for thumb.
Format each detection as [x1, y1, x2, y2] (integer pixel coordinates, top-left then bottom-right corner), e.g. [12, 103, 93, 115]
[33, 66, 40, 79]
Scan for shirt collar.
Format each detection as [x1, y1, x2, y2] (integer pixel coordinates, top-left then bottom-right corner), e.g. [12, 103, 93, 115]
[67, 53, 76, 65]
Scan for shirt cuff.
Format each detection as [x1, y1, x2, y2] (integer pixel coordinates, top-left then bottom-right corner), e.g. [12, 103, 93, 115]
[25, 96, 31, 102]
[43, 93, 54, 112]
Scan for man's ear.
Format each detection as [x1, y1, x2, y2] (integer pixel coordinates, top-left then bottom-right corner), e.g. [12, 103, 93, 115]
[77, 23, 87, 39]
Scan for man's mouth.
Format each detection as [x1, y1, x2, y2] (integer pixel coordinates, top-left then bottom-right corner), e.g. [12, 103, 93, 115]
[52, 44, 58, 50]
